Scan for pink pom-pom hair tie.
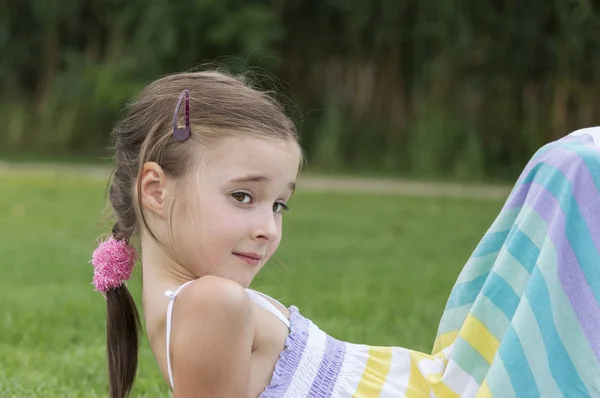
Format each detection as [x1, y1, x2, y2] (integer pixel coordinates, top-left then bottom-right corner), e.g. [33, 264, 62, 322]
[90, 236, 138, 295]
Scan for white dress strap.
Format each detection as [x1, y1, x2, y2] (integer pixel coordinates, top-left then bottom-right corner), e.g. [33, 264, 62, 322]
[246, 289, 290, 329]
[164, 280, 195, 391]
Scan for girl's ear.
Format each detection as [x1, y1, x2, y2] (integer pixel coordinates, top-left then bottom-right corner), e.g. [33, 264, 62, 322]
[139, 162, 169, 219]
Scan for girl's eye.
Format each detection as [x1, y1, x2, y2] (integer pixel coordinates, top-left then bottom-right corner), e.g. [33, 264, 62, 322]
[232, 192, 288, 212]
[273, 202, 290, 213]
[232, 192, 252, 204]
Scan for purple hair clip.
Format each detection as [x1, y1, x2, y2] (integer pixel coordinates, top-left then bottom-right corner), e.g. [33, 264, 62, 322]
[173, 89, 191, 141]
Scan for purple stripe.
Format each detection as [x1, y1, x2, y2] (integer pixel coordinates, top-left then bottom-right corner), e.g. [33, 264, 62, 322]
[259, 307, 310, 397]
[511, 134, 596, 195]
[507, 183, 600, 361]
[307, 335, 346, 397]
[533, 146, 600, 254]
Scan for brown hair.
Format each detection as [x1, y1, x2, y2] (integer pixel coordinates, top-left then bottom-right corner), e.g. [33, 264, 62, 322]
[103, 70, 300, 397]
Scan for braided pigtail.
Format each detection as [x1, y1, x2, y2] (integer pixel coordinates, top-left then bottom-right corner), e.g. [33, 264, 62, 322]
[91, 223, 141, 397]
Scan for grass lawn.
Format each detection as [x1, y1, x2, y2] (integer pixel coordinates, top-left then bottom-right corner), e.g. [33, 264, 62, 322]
[0, 172, 504, 397]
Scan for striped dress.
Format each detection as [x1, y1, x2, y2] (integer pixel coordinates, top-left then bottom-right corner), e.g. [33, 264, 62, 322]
[257, 127, 600, 397]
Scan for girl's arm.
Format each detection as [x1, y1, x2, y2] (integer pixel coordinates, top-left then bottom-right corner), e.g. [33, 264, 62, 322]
[170, 276, 255, 398]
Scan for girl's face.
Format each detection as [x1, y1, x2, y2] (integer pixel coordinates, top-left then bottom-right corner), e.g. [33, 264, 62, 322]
[171, 136, 301, 287]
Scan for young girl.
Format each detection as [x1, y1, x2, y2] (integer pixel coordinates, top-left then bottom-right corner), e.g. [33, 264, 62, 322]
[91, 71, 600, 397]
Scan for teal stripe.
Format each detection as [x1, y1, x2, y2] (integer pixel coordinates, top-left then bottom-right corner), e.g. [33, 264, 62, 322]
[488, 207, 521, 233]
[505, 229, 539, 274]
[520, 162, 600, 304]
[492, 249, 530, 298]
[531, 141, 556, 160]
[446, 272, 488, 309]
[525, 268, 590, 397]
[486, 356, 516, 398]
[507, 141, 559, 203]
[472, 229, 511, 257]
[512, 205, 547, 248]
[512, 296, 562, 397]
[517, 206, 600, 394]
[451, 337, 490, 385]
[456, 252, 498, 284]
[510, 143, 555, 190]
[437, 304, 471, 334]
[499, 326, 540, 398]
[506, 197, 591, 395]
[469, 295, 510, 341]
[498, 204, 562, 395]
[482, 272, 520, 320]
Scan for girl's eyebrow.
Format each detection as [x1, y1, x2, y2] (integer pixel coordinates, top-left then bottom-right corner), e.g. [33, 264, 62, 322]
[229, 175, 296, 194]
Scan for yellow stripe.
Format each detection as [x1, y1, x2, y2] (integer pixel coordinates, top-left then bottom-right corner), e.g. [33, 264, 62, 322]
[405, 351, 431, 398]
[476, 379, 493, 398]
[425, 373, 461, 398]
[352, 346, 393, 398]
[433, 330, 459, 354]
[459, 314, 499, 364]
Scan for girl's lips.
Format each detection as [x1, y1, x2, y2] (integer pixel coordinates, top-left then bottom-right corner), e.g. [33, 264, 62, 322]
[233, 252, 262, 266]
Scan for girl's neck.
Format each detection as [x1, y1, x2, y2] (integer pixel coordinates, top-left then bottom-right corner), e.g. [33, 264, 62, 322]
[140, 232, 197, 304]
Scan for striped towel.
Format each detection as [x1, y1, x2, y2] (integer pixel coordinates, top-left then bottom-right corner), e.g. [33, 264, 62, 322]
[432, 128, 600, 397]
[259, 128, 600, 397]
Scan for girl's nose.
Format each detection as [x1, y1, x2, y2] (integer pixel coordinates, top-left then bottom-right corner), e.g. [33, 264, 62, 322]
[252, 209, 279, 241]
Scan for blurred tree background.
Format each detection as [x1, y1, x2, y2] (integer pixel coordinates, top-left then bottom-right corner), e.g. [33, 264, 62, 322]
[1, 0, 599, 181]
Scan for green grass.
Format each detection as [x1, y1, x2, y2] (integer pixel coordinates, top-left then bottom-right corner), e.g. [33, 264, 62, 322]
[0, 172, 504, 397]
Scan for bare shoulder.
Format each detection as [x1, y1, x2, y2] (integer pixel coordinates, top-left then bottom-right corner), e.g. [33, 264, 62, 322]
[170, 276, 254, 397]
[175, 275, 252, 315]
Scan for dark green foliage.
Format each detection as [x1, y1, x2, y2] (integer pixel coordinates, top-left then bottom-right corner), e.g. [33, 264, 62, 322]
[2, 0, 600, 180]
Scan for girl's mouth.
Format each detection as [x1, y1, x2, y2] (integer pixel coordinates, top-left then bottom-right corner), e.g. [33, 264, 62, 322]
[233, 252, 262, 266]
